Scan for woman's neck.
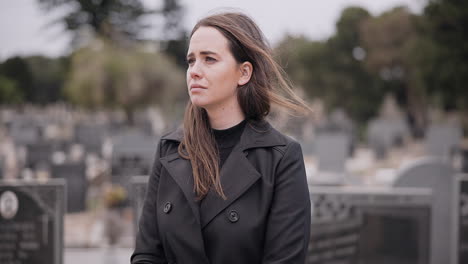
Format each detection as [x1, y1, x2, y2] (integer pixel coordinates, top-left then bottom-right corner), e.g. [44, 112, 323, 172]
[206, 100, 245, 130]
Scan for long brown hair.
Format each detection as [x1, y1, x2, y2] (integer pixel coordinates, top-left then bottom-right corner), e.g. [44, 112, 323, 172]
[179, 12, 311, 200]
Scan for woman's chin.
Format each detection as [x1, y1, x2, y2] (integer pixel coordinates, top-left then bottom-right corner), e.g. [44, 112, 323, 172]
[190, 98, 210, 109]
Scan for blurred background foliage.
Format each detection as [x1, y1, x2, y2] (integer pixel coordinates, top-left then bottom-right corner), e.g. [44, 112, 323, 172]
[0, 0, 466, 135]
[65, 38, 185, 123]
[276, 0, 468, 136]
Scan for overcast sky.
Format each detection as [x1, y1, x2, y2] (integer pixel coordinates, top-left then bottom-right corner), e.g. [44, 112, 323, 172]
[0, 0, 426, 60]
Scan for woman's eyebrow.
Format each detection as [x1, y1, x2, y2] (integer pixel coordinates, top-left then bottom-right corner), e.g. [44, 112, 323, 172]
[200, 51, 218, 56]
[186, 50, 218, 57]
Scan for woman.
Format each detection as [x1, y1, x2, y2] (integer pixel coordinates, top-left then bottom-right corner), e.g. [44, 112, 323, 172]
[131, 12, 311, 264]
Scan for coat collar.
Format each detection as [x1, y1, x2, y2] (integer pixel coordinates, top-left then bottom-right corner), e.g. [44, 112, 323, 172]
[159, 119, 287, 228]
[161, 119, 288, 150]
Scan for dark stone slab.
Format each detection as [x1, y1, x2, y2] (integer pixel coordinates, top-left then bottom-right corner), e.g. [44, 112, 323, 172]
[308, 186, 431, 264]
[0, 179, 65, 264]
[130, 176, 149, 236]
[26, 142, 54, 170]
[111, 130, 156, 188]
[10, 123, 42, 147]
[457, 175, 468, 264]
[394, 157, 455, 264]
[51, 163, 87, 213]
[74, 123, 108, 155]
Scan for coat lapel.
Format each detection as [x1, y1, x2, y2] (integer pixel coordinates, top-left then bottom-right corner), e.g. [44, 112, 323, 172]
[200, 146, 261, 228]
[160, 151, 201, 225]
[159, 120, 288, 229]
[199, 120, 287, 228]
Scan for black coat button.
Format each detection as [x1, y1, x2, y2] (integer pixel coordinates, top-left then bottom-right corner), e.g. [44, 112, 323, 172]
[163, 202, 172, 214]
[228, 210, 239, 223]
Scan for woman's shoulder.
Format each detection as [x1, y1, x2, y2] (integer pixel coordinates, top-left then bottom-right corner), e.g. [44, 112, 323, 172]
[160, 126, 183, 143]
[269, 125, 302, 153]
[248, 119, 301, 153]
[153, 126, 183, 157]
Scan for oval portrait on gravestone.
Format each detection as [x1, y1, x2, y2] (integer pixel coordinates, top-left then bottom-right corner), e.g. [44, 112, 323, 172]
[0, 190, 19, 219]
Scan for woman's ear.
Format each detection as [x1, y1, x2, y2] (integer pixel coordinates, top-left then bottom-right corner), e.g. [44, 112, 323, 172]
[237, 61, 253, 86]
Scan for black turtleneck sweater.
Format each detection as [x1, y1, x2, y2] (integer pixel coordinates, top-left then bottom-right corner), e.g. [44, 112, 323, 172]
[211, 119, 247, 167]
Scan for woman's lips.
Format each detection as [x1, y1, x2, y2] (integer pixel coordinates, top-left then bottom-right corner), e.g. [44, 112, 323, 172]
[190, 84, 207, 92]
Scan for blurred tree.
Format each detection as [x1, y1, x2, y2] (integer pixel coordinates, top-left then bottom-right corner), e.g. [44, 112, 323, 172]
[64, 39, 185, 123]
[161, 0, 184, 39]
[160, 0, 188, 67]
[24, 56, 70, 104]
[0, 56, 69, 104]
[360, 7, 428, 136]
[0, 57, 34, 102]
[422, 0, 468, 124]
[37, 0, 153, 44]
[35, 0, 189, 120]
[37, 0, 187, 56]
[277, 3, 468, 136]
[276, 7, 381, 127]
[0, 75, 23, 104]
[325, 7, 382, 125]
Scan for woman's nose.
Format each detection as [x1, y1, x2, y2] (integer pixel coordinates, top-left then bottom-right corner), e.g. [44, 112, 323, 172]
[188, 62, 202, 79]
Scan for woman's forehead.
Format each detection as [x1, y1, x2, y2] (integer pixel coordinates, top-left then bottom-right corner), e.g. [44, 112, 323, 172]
[187, 27, 230, 56]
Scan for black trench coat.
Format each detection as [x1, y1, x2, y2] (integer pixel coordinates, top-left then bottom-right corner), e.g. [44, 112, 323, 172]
[131, 120, 311, 264]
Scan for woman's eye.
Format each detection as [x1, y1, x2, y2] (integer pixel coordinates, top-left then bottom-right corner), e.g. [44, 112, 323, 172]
[187, 58, 195, 65]
[205, 57, 216, 62]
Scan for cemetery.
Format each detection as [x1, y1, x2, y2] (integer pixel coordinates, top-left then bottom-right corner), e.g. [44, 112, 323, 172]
[1, 0, 468, 262]
[0, 102, 467, 263]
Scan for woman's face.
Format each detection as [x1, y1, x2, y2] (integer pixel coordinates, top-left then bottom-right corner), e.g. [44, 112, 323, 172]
[186, 26, 248, 111]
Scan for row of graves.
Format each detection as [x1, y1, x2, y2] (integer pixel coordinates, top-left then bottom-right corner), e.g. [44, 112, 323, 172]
[127, 115, 468, 264]
[126, 161, 465, 264]
[127, 98, 468, 264]
[2, 103, 468, 263]
[293, 97, 468, 263]
[0, 107, 162, 263]
[305, 159, 467, 264]
[2, 109, 159, 209]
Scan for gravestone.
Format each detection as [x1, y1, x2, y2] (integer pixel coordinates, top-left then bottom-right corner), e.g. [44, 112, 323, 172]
[425, 124, 462, 158]
[315, 132, 350, 173]
[367, 94, 410, 159]
[462, 149, 468, 173]
[26, 142, 54, 170]
[9, 121, 42, 147]
[314, 109, 355, 157]
[0, 179, 65, 264]
[0, 158, 3, 180]
[367, 118, 409, 160]
[457, 175, 468, 264]
[74, 123, 108, 155]
[130, 176, 149, 236]
[312, 132, 350, 184]
[51, 163, 87, 213]
[308, 186, 431, 264]
[111, 130, 156, 188]
[394, 157, 455, 264]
